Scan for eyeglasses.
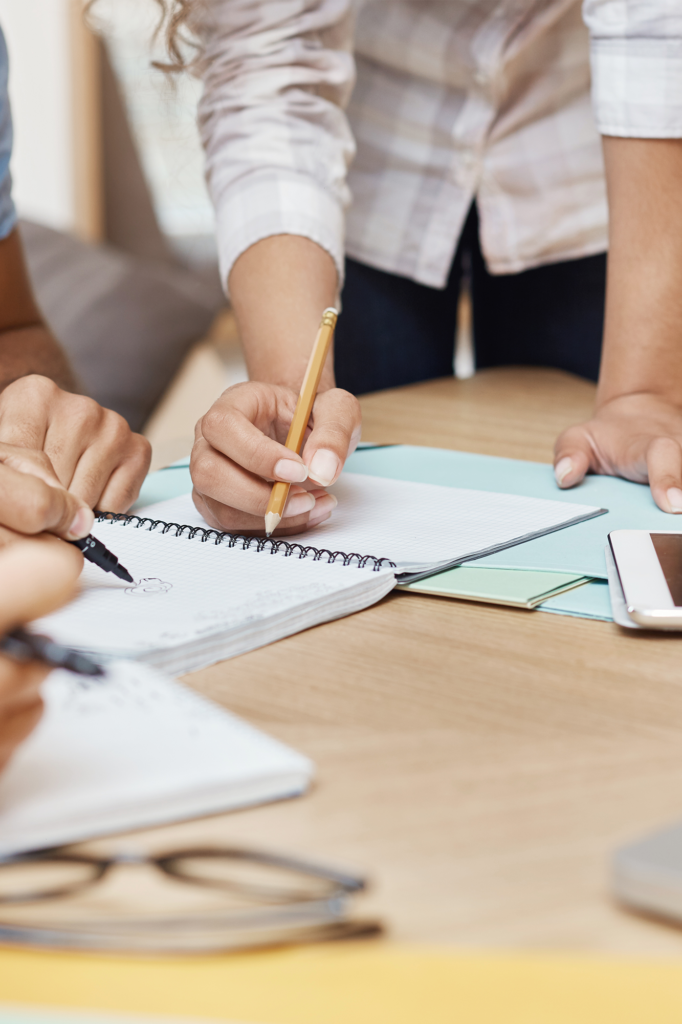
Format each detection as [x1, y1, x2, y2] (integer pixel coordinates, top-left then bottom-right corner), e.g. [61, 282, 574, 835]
[0, 846, 379, 953]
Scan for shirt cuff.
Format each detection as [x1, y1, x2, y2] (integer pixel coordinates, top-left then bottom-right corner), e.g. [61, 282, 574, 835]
[213, 169, 346, 297]
[591, 39, 682, 138]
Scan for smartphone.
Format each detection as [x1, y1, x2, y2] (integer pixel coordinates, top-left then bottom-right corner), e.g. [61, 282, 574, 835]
[609, 530, 682, 629]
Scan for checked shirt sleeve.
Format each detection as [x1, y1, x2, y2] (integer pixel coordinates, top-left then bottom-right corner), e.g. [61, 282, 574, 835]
[584, 0, 682, 137]
[194, 0, 357, 294]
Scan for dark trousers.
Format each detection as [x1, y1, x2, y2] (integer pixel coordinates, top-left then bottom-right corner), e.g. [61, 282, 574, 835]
[334, 205, 607, 395]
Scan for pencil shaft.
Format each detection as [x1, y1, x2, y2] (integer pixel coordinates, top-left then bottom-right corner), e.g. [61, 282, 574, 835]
[265, 308, 338, 534]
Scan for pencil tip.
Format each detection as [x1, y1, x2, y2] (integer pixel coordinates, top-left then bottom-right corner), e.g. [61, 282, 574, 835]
[264, 512, 281, 537]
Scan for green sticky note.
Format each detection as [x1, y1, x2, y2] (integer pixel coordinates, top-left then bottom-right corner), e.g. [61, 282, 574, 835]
[398, 566, 591, 609]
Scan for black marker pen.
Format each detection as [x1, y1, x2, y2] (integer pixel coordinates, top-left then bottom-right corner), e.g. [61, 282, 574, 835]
[69, 535, 134, 583]
[0, 628, 104, 677]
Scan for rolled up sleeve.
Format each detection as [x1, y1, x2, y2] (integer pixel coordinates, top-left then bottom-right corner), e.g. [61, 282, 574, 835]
[584, 0, 682, 138]
[194, 0, 356, 293]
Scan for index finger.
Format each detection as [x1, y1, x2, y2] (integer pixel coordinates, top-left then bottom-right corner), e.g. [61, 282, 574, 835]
[198, 384, 309, 484]
[0, 463, 93, 540]
[0, 539, 83, 631]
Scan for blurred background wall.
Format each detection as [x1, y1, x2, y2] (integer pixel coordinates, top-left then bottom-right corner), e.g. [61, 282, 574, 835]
[0, 0, 82, 235]
[0, 0, 217, 259]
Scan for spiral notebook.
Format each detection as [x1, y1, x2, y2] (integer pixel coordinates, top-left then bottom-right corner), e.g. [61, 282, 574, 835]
[140, 474, 605, 582]
[34, 474, 604, 674]
[0, 660, 313, 857]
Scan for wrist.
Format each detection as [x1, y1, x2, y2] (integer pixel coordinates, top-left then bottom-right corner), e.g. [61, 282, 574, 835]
[245, 354, 337, 394]
[0, 328, 78, 394]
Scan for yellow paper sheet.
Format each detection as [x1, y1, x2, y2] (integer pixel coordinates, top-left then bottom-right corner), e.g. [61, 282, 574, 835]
[2, 943, 682, 1024]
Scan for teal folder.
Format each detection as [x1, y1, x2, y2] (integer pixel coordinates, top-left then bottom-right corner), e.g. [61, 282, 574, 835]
[343, 446, 677, 581]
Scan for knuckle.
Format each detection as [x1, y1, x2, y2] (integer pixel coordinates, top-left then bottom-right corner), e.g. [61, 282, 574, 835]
[106, 481, 137, 513]
[25, 374, 58, 397]
[190, 449, 218, 493]
[130, 434, 152, 470]
[97, 409, 127, 442]
[202, 407, 226, 438]
[201, 402, 237, 441]
[1, 375, 57, 410]
[105, 416, 129, 443]
[68, 393, 102, 430]
[26, 485, 63, 531]
[648, 435, 679, 458]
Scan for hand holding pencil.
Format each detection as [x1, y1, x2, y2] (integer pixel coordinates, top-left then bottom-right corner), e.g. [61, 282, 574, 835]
[191, 306, 361, 537]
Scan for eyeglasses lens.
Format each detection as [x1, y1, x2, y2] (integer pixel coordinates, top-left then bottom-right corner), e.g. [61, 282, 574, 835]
[0, 859, 100, 903]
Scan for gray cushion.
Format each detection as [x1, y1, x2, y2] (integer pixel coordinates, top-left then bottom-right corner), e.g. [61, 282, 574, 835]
[19, 220, 225, 432]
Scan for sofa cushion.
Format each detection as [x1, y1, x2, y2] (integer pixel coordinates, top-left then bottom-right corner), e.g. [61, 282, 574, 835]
[20, 220, 224, 432]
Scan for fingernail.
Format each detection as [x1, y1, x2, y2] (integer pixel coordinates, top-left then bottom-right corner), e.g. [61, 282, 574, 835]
[667, 488, 682, 513]
[282, 491, 316, 518]
[309, 449, 340, 487]
[67, 506, 95, 540]
[274, 459, 308, 483]
[554, 457, 573, 487]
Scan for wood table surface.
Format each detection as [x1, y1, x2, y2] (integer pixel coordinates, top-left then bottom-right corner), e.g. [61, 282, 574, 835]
[63, 370, 682, 953]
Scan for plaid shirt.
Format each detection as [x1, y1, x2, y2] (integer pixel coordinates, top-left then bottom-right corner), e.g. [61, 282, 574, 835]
[195, 0, 682, 292]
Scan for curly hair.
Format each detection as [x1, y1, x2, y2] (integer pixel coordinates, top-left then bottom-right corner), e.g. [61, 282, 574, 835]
[87, 0, 198, 71]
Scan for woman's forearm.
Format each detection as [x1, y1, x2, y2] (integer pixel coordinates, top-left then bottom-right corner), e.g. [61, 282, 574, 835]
[598, 137, 682, 407]
[228, 235, 339, 391]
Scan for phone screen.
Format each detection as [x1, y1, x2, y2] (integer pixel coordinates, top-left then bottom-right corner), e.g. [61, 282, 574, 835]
[651, 534, 682, 606]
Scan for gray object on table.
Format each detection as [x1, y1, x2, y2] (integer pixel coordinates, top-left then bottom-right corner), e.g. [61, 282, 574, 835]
[613, 819, 682, 926]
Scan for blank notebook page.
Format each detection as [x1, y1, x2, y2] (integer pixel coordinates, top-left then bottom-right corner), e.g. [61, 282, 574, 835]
[144, 474, 604, 573]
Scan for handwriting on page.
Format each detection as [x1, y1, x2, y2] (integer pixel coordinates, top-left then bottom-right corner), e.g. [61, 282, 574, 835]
[125, 578, 173, 595]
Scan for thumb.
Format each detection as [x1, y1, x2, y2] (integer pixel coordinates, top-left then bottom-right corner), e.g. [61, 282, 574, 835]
[303, 389, 362, 487]
[553, 425, 594, 489]
[0, 539, 83, 630]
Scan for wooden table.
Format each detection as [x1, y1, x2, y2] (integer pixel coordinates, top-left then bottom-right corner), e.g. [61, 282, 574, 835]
[74, 370, 682, 953]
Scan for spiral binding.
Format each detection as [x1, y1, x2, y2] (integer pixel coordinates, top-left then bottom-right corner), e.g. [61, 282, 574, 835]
[95, 511, 396, 572]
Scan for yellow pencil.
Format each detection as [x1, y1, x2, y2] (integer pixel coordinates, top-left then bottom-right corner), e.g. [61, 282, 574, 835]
[264, 307, 339, 536]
